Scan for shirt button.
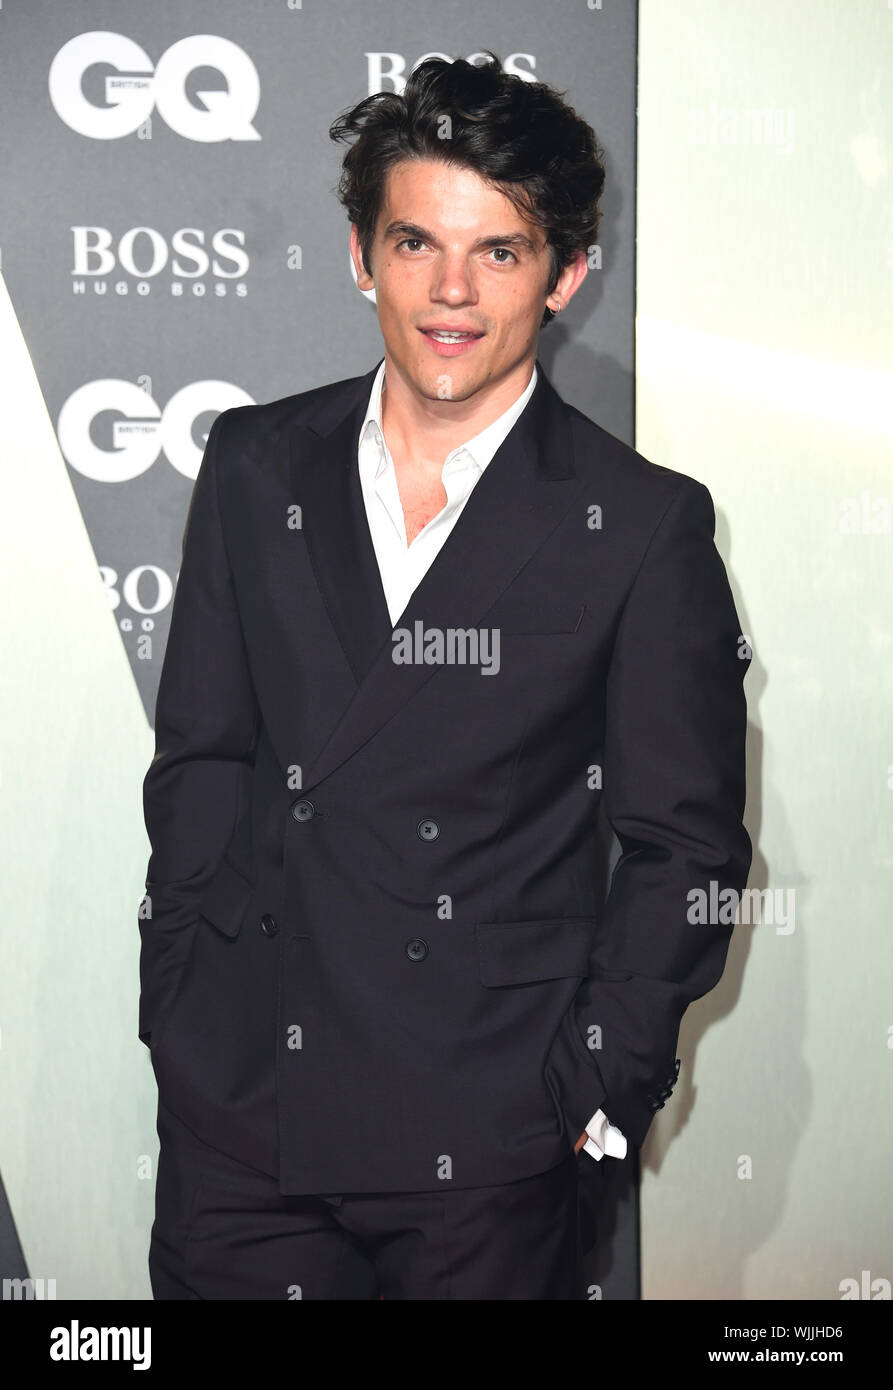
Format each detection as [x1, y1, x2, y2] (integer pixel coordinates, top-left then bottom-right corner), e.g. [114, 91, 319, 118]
[405, 939, 429, 962]
[260, 914, 279, 938]
[292, 799, 316, 822]
[417, 819, 439, 841]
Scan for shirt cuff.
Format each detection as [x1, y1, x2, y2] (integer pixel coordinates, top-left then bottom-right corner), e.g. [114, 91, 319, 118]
[581, 1108, 628, 1162]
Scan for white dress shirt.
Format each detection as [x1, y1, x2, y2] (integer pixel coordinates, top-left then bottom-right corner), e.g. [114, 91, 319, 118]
[356, 357, 628, 1164]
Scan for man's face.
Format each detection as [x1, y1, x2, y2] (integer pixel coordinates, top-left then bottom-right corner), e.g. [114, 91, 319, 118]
[350, 158, 557, 403]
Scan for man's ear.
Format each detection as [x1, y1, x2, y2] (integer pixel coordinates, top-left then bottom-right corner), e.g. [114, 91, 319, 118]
[550, 248, 589, 313]
[349, 224, 374, 290]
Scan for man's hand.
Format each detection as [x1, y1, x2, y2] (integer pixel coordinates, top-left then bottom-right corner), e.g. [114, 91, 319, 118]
[573, 1111, 628, 1160]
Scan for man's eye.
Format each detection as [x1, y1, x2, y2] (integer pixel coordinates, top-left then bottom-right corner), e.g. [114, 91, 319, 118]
[396, 240, 517, 263]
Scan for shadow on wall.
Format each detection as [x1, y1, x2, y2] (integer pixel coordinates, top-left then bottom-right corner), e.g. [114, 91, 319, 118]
[641, 513, 810, 1299]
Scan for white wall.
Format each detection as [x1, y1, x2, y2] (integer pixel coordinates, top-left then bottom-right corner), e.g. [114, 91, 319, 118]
[637, 0, 893, 1299]
[0, 273, 156, 1298]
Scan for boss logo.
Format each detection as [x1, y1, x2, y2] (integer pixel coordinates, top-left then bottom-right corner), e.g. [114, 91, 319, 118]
[71, 227, 248, 280]
[49, 32, 261, 141]
[365, 52, 536, 96]
[70, 226, 249, 297]
[58, 379, 254, 481]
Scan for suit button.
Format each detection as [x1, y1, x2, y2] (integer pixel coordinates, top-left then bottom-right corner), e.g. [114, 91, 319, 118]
[260, 914, 279, 938]
[405, 938, 428, 962]
[292, 799, 316, 822]
[417, 819, 439, 841]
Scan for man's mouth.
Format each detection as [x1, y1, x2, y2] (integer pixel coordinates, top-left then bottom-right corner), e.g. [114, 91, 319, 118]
[419, 326, 485, 355]
[422, 329, 482, 343]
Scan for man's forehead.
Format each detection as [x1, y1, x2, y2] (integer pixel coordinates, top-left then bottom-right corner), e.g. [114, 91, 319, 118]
[377, 159, 543, 242]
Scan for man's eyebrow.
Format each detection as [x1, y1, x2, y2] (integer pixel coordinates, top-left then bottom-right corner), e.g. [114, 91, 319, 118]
[382, 221, 539, 254]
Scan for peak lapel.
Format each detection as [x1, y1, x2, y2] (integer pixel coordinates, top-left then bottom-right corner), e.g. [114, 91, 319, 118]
[292, 358, 579, 795]
[291, 363, 393, 687]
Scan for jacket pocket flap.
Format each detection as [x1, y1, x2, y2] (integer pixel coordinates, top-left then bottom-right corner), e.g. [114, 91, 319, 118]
[476, 917, 596, 986]
[197, 856, 255, 939]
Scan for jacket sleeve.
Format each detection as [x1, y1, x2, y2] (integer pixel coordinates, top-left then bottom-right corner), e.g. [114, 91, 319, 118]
[138, 408, 261, 1046]
[546, 477, 752, 1146]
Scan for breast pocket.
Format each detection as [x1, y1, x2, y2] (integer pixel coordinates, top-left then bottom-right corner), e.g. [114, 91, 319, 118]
[486, 599, 586, 637]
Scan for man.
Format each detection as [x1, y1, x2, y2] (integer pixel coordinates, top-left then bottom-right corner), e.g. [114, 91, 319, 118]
[140, 54, 752, 1300]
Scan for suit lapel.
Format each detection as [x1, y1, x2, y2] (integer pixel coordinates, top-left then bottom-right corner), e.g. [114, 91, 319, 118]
[292, 365, 393, 686]
[288, 356, 580, 794]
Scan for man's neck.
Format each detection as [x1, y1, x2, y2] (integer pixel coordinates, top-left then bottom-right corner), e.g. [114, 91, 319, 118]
[379, 353, 535, 480]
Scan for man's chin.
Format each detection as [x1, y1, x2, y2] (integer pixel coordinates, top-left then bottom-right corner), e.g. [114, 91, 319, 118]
[383, 340, 493, 401]
[409, 359, 486, 402]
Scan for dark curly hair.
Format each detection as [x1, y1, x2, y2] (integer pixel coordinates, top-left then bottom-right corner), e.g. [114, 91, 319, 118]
[329, 53, 606, 328]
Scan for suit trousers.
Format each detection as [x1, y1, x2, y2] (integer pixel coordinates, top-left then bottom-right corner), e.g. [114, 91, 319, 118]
[149, 1101, 584, 1300]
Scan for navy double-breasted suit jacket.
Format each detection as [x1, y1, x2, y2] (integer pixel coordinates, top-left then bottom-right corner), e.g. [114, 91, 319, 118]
[139, 356, 752, 1195]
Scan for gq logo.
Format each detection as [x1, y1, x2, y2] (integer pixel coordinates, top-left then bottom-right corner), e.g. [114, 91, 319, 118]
[49, 32, 260, 141]
[58, 380, 254, 481]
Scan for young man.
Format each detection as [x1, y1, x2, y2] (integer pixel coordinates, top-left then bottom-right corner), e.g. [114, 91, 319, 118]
[140, 54, 751, 1300]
